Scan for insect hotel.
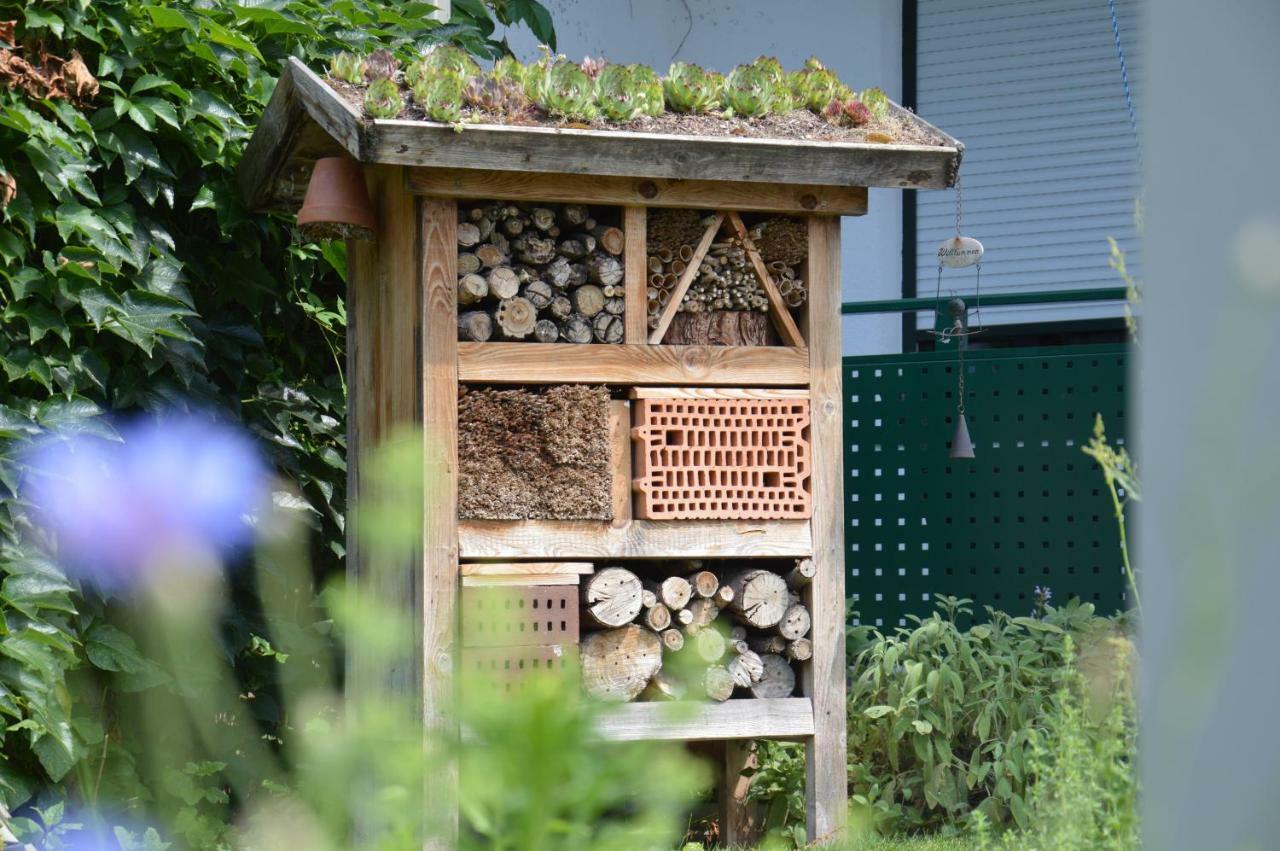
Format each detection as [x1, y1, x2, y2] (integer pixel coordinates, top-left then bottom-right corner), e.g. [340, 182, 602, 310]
[239, 56, 961, 845]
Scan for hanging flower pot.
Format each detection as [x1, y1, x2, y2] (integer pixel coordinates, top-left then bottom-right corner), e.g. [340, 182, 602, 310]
[296, 157, 375, 241]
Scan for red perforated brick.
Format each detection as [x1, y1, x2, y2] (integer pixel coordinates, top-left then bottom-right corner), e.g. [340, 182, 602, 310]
[461, 644, 579, 695]
[631, 390, 812, 520]
[461, 584, 579, 648]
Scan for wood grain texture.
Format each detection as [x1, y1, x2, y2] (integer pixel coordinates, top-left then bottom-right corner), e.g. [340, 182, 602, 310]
[650, 213, 725, 343]
[460, 574, 579, 587]
[459, 561, 593, 576]
[627, 387, 808, 400]
[722, 740, 764, 848]
[608, 400, 632, 526]
[725, 211, 806, 348]
[803, 215, 847, 844]
[594, 698, 814, 742]
[457, 342, 810, 386]
[405, 167, 868, 215]
[458, 519, 812, 559]
[623, 207, 647, 343]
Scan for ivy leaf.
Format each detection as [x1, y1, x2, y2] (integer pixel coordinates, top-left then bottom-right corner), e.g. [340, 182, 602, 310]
[8, 300, 67, 345]
[85, 624, 147, 673]
[35, 396, 119, 441]
[32, 720, 79, 782]
[142, 5, 195, 32]
[105, 291, 198, 354]
[0, 405, 40, 439]
[1, 573, 77, 617]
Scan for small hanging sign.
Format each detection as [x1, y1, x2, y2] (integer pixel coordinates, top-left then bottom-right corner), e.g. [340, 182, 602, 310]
[937, 235, 984, 269]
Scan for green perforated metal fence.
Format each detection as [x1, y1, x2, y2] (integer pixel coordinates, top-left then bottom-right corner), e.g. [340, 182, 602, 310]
[842, 344, 1130, 629]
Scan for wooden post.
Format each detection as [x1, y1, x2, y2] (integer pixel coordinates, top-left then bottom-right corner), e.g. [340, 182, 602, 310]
[720, 740, 763, 848]
[347, 168, 459, 848]
[803, 214, 847, 843]
[623, 206, 647, 343]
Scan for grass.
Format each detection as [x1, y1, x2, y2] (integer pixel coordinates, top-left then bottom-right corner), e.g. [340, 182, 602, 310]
[821, 836, 971, 851]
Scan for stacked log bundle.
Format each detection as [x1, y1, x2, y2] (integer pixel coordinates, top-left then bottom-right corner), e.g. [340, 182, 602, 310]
[457, 384, 612, 520]
[646, 212, 808, 345]
[577, 560, 814, 702]
[456, 200, 626, 344]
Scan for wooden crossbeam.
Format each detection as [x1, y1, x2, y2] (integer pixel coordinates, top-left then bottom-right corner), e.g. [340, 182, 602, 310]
[725, 212, 806, 348]
[648, 212, 725, 344]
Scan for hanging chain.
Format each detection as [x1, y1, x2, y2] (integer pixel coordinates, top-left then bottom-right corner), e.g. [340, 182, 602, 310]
[956, 341, 966, 415]
[954, 172, 964, 236]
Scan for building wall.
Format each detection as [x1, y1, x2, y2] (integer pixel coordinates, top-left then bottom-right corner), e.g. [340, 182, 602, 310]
[503, 0, 906, 355]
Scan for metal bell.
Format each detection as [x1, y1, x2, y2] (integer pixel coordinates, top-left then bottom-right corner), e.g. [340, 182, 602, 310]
[949, 413, 975, 459]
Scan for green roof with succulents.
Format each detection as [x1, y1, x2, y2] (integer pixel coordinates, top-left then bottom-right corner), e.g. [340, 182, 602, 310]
[238, 49, 962, 212]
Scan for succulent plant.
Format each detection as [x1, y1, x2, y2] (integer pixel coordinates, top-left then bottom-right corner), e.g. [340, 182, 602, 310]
[628, 64, 664, 117]
[594, 64, 644, 122]
[329, 51, 365, 85]
[859, 86, 890, 121]
[492, 55, 525, 86]
[580, 55, 607, 79]
[364, 77, 404, 118]
[791, 64, 853, 112]
[533, 59, 598, 121]
[722, 64, 773, 118]
[410, 70, 467, 123]
[463, 73, 530, 118]
[663, 61, 721, 114]
[363, 48, 400, 83]
[406, 44, 481, 88]
[821, 97, 871, 127]
[522, 44, 561, 103]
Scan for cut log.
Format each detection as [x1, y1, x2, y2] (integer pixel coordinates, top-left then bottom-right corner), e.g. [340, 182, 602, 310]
[689, 626, 726, 663]
[587, 252, 624, 286]
[604, 296, 625, 316]
[645, 576, 693, 610]
[686, 598, 719, 631]
[660, 628, 685, 652]
[571, 284, 606, 317]
[515, 235, 556, 265]
[457, 273, 488, 305]
[560, 313, 593, 344]
[674, 607, 695, 626]
[641, 588, 659, 609]
[592, 313, 623, 344]
[457, 221, 481, 247]
[533, 319, 560, 344]
[713, 585, 735, 608]
[567, 263, 589, 287]
[530, 207, 556, 231]
[688, 570, 720, 599]
[749, 635, 788, 656]
[545, 255, 574, 287]
[703, 665, 735, 702]
[728, 647, 765, 688]
[749, 654, 796, 699]
[487, 266, 521, 300]
[640, 669, 686, 702]
[500, 215, 526, 237]
[590, 225, 626, 256]
[776, 603, 811, 641]
[665, 310, 779, 347]
[559, 236, 597, 259]
[581, 566, 643, 627]
[786, 557, 817, 589]
[522, 279, 553, 309]
[548, 295, 572, 321]
[642, 602, 672, 632]
[785, 638, 813, 662]
[493, 296, 537, 340]
[457, 310, 493, 342]
[561, 204, 589, 226]
[581, 625, 663, 702]
[726, 569, 790, 629]
[729, 625, 747, 643]
[475, 243, 506, 268]
[458, 252, 481, 275]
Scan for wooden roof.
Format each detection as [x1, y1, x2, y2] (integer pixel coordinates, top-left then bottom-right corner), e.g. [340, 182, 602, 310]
[238, 57, 963, 212]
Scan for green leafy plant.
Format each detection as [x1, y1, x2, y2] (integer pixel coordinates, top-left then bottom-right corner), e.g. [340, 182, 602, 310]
[533, 59, 597, 121]
[329, 51, 365, 85]
[663, 62, 721, 114]
[594, 64, 643, 122]
[492, 55, 526, 87]
[1081, 415, 1141, 614]
[745, 741, 809, 848]
[364, 77, 405, 118]
[628, 63, 664, 117]
[405, 43, 481, 88]
[411, 70, 466, 123]
[859, 87, 890, 121]
[722, 64, 773, 118]
[791, 57, 853, 112]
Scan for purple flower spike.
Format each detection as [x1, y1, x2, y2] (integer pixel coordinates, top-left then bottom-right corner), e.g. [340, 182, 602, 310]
[23, 411, 270, 591]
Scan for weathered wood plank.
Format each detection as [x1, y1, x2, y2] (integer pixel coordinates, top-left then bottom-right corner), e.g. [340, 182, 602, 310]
[459, 561, 594, 576]
[722, 740, 764, 848]
[461, 574, 580, 587]
[594, 698, 814, 742]
[458, 519, 812, 559]
[456, 342, 810, 386]
[726, 211, 806, 348]
[627, 387, 808, 400]
[623, 207, 648, 343]
[650, 213, 724, 344]
[372, 120, 959, 190]
[608, 400, 632, 527]
[803, 215, 848, 844]
[406, 167, 869, 215]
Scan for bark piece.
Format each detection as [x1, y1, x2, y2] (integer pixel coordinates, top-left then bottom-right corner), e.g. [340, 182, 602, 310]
[726, 569, 790, 629]
[581, 567, 644, 627]
[457, 310, 493, 342]
[665, 310, 778, 346]
[749, 654, 796, 699]
[581, 625, 663, 702]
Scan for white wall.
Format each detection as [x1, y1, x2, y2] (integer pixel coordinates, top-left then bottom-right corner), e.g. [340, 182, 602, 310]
[502, 0, 906, 355]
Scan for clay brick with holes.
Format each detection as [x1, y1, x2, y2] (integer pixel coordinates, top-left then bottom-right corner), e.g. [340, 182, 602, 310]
[461, 584, 579, 648]
[631, 389, 812, 520]
[461, 644, 580, 694]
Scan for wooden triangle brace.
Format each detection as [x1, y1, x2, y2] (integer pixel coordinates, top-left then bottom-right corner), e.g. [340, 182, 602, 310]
[649, 212, 725, 344]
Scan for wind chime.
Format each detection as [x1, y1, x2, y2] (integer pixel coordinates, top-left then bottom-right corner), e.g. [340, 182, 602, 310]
[926, 176, 984, 458]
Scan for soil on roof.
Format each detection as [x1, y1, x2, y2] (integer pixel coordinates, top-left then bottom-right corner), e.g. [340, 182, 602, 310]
[328, 77, 948, 147]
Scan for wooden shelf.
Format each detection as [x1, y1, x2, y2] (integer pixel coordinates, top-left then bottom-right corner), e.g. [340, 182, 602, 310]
[458, 519, 813, 559]
[458, 342, 809, 386]
[595, 697, 814, 742]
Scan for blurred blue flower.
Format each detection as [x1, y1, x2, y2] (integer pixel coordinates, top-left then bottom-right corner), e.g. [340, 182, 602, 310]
[23, 412, 269, 590]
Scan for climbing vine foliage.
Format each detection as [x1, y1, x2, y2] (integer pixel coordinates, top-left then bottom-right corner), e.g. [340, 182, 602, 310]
[0, 0, 553, 820]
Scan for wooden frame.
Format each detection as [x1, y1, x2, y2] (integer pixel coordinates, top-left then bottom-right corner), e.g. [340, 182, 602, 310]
[239, 59, 963, 846]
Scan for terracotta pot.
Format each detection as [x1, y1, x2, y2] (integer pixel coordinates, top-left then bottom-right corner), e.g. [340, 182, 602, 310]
[297, 157, 375, 239]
